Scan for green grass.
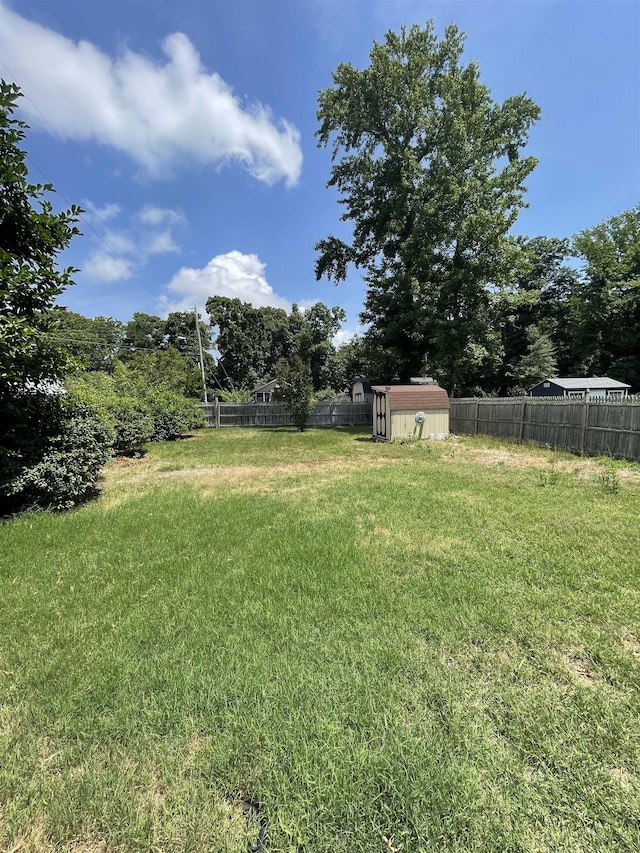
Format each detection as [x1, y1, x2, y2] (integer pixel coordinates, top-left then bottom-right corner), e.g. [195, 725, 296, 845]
[1, 427, 640, 852]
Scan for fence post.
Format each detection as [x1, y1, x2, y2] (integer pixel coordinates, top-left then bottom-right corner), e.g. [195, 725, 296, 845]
[518, 398, 527, 442]
[474, 398, 480, 436]
[579, 397, 589, 454]
[215, 399, 220, 429]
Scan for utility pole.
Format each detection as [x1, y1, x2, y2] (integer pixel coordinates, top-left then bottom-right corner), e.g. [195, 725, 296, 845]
[194, 305, 209, 405]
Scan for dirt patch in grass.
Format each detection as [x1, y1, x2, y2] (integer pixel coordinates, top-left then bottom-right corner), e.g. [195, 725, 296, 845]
[558, 649, 599, 684]
[101, 457, 402, 507]
[148, 770, 167, 813]
[113, 456, 145, 468]
[621, 634, 640, 658]
[181, 734, 211, 778]
[1, 818, 109, 853]
[609, 767, 638, 791]
[469, 448, 555, 469]
[67, 841, 109, 853]
[450, 442, 640, 484]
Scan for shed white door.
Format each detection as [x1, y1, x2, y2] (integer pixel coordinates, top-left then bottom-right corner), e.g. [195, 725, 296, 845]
[374, 391, 387, 439]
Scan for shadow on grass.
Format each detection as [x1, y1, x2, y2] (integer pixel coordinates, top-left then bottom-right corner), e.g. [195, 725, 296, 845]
[0, 481, 104, 521]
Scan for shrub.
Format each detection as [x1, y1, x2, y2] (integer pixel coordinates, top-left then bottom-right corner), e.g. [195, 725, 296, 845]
[0, 392, 112, 513]
[67, 371, 153, 456]
[275, 357, 315, 431]
[67, 367, 204, 453]
[147, 390, 205, 441]
[110, 399, 153, 455]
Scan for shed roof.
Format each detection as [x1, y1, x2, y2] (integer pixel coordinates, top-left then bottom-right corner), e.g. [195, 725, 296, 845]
[533, 376, 631, 390]
[372, 384, 450, 411]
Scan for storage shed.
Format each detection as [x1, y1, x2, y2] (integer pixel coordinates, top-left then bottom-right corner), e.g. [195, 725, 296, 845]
[372, 385, 450, 441]
[351, 377, 374, 404]
[529, 377, 631, 399]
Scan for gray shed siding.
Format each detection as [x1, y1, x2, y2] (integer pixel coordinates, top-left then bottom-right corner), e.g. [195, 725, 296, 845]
[530, 381, 566, 397]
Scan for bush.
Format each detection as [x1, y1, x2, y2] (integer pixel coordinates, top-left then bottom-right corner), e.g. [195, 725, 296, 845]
[0, 392, 112, 513]
[110, 399, 153, 455]
[147, 390, 205, 441]
[67, 371, 153, 456]
[274, 357, 315, 431]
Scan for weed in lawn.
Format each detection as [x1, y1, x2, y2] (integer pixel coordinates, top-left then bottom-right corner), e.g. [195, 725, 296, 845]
[599, 459, 621, 494]
[538, 464, 561, 487]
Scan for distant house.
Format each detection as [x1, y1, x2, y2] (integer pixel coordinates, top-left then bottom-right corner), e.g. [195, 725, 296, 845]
[529, 377, 631, 400]
[253, 379, 279, 403]
[351, 377, 374, 404]
[372, 384, 450, 441]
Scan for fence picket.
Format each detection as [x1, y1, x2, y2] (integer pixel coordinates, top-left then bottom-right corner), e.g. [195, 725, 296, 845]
[450, 397, 640, 461]
[199, 402, 373, 429]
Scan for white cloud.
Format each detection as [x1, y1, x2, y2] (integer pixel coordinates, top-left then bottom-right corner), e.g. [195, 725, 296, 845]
[145, 230, 180, 255]
[79, 201, 184, 282]
[81, 200, 121, 224]
[101, 229, 137, 256]
[83, 250, 133, 282]
[333, 329, 358, 347]
[161, 250, 291, 317]
[0, 3, 302, 186]
[137, 205, 185, 227]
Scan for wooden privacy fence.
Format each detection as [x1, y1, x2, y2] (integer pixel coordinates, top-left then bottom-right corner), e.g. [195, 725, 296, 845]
[199, 401, 373, 429]
[450, 397, 640, 461]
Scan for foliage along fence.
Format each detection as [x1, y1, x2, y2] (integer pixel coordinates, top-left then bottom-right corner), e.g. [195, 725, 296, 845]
[199, 401, 373, 429]
[449, 396, 640, 461]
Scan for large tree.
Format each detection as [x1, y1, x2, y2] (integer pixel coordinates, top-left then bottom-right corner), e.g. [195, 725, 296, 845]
[315, 22, 540, 391]
[294, 302, 345, 391]
[206, 296, 346, 392]
[489, 236, 578, 393]
[0, 81, 82, 392]
[206, 296, 290, 390]
[120, 312, 167, 357]
[48, 308, 124, 372]
[571, 205, 640, 388]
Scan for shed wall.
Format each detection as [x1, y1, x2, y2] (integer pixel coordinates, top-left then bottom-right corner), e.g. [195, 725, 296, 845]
[391, 409, 449, 438]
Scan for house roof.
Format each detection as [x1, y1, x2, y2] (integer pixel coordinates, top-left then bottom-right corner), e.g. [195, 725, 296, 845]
[372, 384, 450, 411]
[533, 377, 631, 390]
[253, 379, 279, 393]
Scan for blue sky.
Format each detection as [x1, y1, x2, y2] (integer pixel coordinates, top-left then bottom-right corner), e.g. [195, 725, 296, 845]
[1, 0, 639, 341]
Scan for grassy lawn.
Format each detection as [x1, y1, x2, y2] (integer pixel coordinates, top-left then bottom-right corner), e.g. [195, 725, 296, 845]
[1, 427, 640, 852]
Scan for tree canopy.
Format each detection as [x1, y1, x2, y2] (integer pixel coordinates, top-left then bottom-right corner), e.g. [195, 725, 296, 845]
[571, 205, 640, 388]
[206, 296, 346, 393]
[315, 22, 540, 391]
[0, 81, 82, 393]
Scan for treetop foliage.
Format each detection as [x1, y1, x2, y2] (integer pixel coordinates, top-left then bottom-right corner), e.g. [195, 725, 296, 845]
[206, 295, 347, 393]
[315, 21, 541, 387]
[0, 80, 83, 392]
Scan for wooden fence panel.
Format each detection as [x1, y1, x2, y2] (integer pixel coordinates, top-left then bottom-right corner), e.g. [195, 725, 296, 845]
[450, 397, 640, 461]
[199, 402, 372, 428]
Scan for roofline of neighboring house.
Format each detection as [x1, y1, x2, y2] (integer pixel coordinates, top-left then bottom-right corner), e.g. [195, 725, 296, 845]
[529, 376, 631, 390]
[252, 379, 279, 393]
